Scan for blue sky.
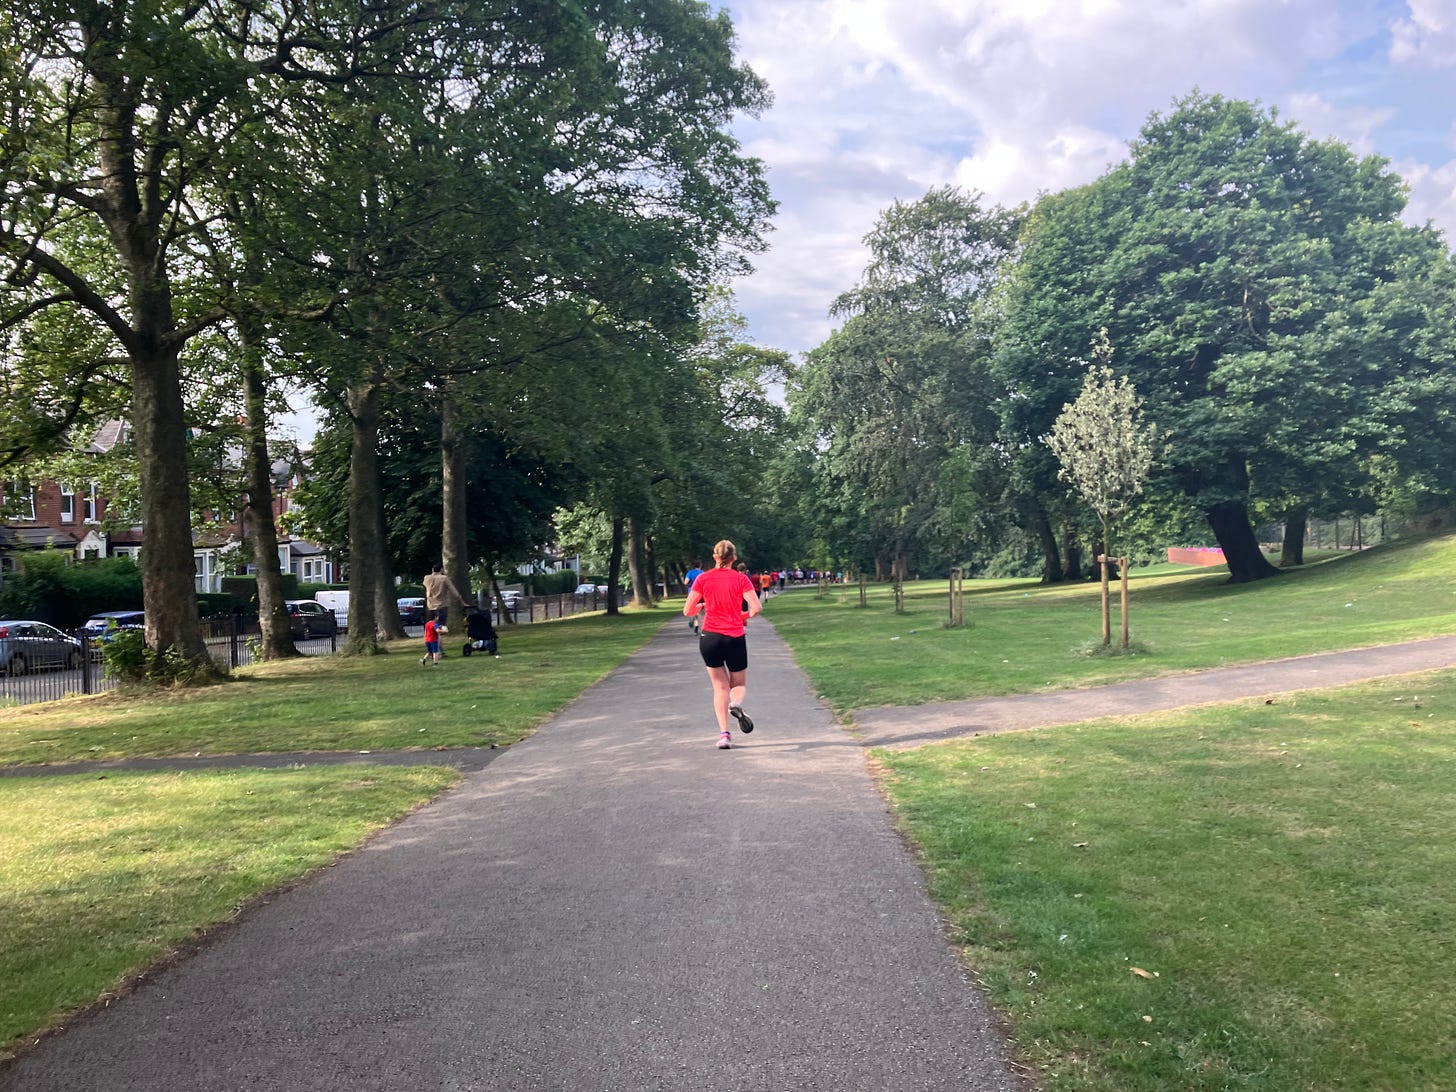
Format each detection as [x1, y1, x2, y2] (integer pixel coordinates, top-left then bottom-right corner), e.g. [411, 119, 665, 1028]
[716, 0, 1456, 361]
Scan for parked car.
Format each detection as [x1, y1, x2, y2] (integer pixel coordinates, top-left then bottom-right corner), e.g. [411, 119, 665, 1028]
[0, 620, 84, 675]
[82, 610, 146, 640]
[574, 583, 609, 596]
[285, 600, 338, 639]
[396, 597, 427, 626]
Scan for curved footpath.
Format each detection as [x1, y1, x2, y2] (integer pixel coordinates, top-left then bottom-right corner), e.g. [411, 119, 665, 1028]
[851, 633, 1456, 750]
[1, 619, 1024, 1091]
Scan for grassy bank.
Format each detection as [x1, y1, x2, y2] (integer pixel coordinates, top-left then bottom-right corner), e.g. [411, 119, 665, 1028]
[0, 608, 668, 766]
[876, 669, 1456, 1089]
[765, 532, 1456, 713]
[0, 765, 459, 1056]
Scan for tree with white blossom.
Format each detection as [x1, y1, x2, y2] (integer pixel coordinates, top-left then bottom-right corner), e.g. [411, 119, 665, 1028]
[1047, 330, 1160, 647]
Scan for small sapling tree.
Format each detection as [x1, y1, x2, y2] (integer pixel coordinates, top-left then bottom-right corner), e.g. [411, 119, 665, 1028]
[1046, 331, 1160, 648]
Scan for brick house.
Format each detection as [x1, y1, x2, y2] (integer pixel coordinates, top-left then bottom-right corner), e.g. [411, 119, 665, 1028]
[0, 421, 336, 591]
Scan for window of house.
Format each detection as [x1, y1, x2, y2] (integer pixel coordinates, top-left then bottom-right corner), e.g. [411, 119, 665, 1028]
[83, 484, 99, 522]
[2, 481, 35, 520]
[302, 557, 325, 582]
[60, 484, 75, 522]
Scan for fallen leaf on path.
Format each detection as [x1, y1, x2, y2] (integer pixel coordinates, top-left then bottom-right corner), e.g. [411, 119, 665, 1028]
[1131, 967, 1158, 980]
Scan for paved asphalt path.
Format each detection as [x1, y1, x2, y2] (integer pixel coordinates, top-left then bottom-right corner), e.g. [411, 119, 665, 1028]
[853, 634, 1456, 750]
[1, 618, 1024, 1092]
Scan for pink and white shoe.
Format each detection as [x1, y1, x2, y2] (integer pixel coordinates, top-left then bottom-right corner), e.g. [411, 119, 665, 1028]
[717, 731, 732, 749]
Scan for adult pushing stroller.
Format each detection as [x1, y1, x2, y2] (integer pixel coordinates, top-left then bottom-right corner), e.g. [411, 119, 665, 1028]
[461, 605, 499, 657]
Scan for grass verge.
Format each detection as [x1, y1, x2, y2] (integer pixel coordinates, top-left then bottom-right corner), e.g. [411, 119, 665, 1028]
[0, 609, 668, 765]
[0, 765, 459, 1057]
[766, 532, 1456, 713]
[876, 669, 1456, 1090]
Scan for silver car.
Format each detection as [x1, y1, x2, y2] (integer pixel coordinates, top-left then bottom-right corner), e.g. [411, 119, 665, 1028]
[0, 620, 83, 676]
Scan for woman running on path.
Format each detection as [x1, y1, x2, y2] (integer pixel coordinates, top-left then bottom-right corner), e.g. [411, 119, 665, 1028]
[683, 539, 761, 749]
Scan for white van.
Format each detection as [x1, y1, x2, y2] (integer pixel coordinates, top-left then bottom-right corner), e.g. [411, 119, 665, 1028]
[313, 590, 350, 631]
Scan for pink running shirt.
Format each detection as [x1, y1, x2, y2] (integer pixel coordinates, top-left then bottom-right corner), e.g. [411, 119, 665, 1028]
[693, 568, 756, 637]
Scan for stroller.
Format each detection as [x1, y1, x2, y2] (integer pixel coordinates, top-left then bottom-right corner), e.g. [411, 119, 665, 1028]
[461, 606, 499, 657]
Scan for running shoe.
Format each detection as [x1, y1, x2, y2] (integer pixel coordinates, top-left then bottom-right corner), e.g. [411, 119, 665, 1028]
[729, 703, 754, 733]
[717, 731, 732, 749]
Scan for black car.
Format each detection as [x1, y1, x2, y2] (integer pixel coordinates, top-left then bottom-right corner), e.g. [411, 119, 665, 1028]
[396, 597, 428, 626]
[284, 600, 338, 639]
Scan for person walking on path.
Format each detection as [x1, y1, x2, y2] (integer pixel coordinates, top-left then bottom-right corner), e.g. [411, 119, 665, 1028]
[422, 563, 468, 629]
[683, 539, 761, 749]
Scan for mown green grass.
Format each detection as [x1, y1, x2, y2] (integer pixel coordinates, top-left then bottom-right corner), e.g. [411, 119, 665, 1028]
[876, 670, 1456, 1090]
[0, 765, 459, 1057]
[0, 608, 668, 765]
[766, 532, 1456, 713]
[0, 608, 668, 1058]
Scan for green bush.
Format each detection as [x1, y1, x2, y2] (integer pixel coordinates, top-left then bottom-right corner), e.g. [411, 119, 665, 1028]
[221, 573, 300, 606]
[101, 629, 218, 686]
[0, 551, 142, 627]
[523, 570, 581, 596]
[196, 592, 237, 618]
[298, 582, 347, 599]
[100, 629, 149, 681]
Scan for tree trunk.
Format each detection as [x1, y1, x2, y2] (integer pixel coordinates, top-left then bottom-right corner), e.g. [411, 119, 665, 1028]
[1280, 504, 1307, 567]
[874, 551, 890, 582]
[239, 319, 298, 659]
[1034, 512, 1060, 584]
[131, 349, 209, 665]
[606, 517, 624, 616]
[627, 515, 652, 607]
[1206, 499, 1280, 583]
[892, 552, 909, 582]
[373, 500, 405, 643]
[344, 381, 385, 653]
[1061, 524, 1083, 582]
[440, 390, 471, 604]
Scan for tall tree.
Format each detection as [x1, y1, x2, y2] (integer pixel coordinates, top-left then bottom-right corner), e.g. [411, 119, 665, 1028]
[795, 188, 1020, 579]
[0, 5, 257, 666]
[999, 93, 1453, 582]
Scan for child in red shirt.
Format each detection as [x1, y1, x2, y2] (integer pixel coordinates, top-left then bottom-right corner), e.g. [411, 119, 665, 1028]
[421, 612, 443, 666]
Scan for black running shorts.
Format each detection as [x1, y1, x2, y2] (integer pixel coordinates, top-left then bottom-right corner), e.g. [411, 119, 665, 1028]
[699, 631, 748, 673]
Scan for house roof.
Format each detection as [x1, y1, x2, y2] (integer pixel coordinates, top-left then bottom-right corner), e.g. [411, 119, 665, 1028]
[85, 419, 127, 453]
[0, 526, 80, 550]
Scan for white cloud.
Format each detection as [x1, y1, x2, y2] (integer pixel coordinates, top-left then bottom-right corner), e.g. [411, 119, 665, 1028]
[1283, 91, 1397, 155]
[719, 0, 1454, 357]
[1394, 156, 1456, 240]
[1390, 0, 1456, 67]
